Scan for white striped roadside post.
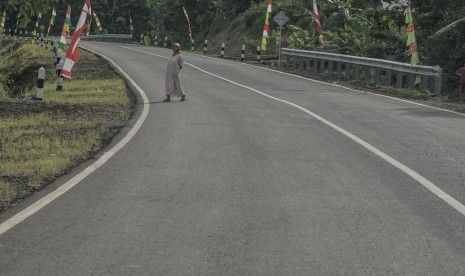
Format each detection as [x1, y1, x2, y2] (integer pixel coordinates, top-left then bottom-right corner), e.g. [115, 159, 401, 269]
[221, 43, 225, 58]
[25, 31, 28, 41]
[36, 67, 45, 100]
[204, 39, 208, 55]
[191, 39, 194, 52]
[154, 36, 158, 46]
[19, 30, 23, 42]
[257, 46, 261, 62]
[241, 45, 245, 62]
[56, 56, 65, 91]
[8, 29, 11, 40]
[53, 40, 58, 65]
[164, 37, 167, 47]
[140, 33, 144, 45]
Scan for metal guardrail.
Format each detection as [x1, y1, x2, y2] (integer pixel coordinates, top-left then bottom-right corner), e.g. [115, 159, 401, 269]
[81, 34, 133, 44]
[281, 48, 443, 96]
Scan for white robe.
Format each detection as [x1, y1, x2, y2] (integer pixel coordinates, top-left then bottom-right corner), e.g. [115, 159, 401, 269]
[165, 54, 185, 97]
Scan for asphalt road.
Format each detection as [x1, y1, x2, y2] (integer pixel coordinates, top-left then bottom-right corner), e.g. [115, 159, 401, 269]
[1, 42, 465, 275]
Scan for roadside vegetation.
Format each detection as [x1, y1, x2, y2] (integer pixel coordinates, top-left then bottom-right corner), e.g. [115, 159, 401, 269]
[0, 40, 133, 212]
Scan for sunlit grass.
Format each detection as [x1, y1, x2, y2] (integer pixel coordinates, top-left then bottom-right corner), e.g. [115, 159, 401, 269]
[44, 78, 129, 105]
[0, 113, 107, 187]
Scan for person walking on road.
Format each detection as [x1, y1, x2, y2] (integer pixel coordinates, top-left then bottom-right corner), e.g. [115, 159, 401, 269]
[163, 43, 187, 102]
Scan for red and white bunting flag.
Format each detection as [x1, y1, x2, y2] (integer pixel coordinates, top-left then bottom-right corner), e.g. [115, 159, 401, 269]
[312, 0, 323, 45]
[183, 6, 193, 42]
[61, 0, 91, 79]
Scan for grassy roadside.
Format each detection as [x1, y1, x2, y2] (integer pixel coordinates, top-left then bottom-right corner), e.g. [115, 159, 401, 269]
[0, 41, 133, 212]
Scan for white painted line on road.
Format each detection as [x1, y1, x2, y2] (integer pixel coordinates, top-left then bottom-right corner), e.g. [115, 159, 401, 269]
[253, 65, 465, 117]
[0, 49, 150, 236]
[121, 46, 465, 217]
[126, 45, 465, 117]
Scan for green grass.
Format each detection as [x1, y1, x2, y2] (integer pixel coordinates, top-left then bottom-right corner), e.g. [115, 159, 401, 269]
[44, 78, 129, 105]
[0, 113, 107, 187]
[0, 42, 132, 207]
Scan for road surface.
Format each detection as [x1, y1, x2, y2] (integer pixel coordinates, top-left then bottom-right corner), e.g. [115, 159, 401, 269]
[1, 42, 465, 275]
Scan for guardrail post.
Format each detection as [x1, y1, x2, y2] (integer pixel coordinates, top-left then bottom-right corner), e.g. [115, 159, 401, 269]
[345, 64, 351, 79]
[421, 76, 429, 91]
[313, 59, 318, 73]
[328, 61, 334, 75]
[364, 66, 371, 84]
[396, 72, 403, 88]
[408, 74, 416, 89]
[375, 68, 381, 85]
[241, 45, 245, 62]
[355, 65, 360, 82]
[337, 62, 342, 78]
[434, 66, 443, 96]
[386, 70, 392, 86]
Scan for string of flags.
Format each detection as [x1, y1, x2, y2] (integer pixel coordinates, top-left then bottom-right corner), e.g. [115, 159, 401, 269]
[61, 0, 91, 79]
[86, 14, 93, 36]
[46, 6, 56, 37]
[129, 15, 133, 33]
[182, 6, 193, 42]
[32, 13, 41, 38]
[312, 0, 323, 47]
[405, 1, 421, 85]
[93, 11, 103, 31]
[58, 4, 72, 51]
[261, 0, 272, 51]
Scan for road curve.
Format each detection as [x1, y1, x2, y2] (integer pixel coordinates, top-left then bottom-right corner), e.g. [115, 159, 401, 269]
[1, 42, 465, 275]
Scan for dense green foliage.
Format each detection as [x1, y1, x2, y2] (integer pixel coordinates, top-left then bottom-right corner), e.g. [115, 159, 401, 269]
[1, 0, 465, 93]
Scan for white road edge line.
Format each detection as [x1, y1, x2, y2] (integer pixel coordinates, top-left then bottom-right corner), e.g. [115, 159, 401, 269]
[0, 48, 150, 236]
[122, 46, 465, 217]
[131, 45, 465, 117]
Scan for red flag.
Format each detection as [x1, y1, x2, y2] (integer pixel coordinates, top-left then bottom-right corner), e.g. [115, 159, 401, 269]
[312, 0, 323, 45]
[182, 6, 193, 42]
[61, 0, 91, 79]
